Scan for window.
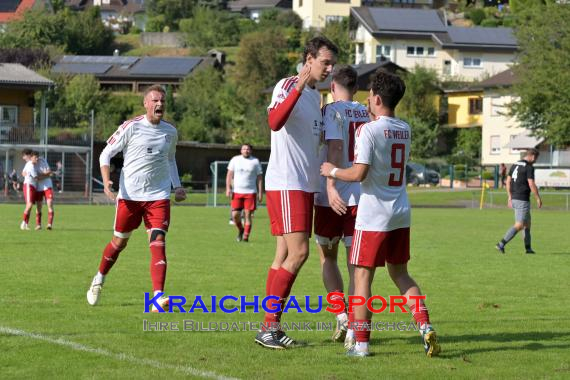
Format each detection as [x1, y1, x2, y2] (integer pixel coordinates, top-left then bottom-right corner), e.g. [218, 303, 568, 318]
[375, 45, 391, 62]
[325, 15, 343, 24]
[469, 97, 483, 114]
[510, 135, 519, 154]
[443, 60, 452, 75]
[406, 46, 433, 57]
[299, 0, 302, 6]
[0, 106, 17, 126]
[356, 43, 365, 64]
[464, 57, 482, 67]
[490, 135, 501, 155]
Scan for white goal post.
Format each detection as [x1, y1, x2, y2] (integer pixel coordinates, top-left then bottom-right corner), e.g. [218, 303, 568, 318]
[208, 160, 269, 207]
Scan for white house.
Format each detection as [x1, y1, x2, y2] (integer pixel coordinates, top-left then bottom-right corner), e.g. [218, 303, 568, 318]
[350, 7, 518, 81]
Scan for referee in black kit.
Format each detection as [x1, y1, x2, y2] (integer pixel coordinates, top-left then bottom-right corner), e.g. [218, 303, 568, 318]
[496, 149, 542, 254]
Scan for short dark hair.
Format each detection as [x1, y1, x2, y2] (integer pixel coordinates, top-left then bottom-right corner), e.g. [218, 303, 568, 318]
[302, 36, 338, 64]
[22, 148, 33, 156]
[369, 69, 406, 110]
[242, 143, 253, 150]
[31, 150, 39, 157]
[143, 84, 166, 98]
[526, 148, 540, 158]
[332, 65, 358, 93]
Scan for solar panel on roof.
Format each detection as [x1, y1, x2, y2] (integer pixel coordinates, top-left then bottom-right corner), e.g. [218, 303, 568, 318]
[368, 8, 446, 33]
[447, 27, 516, 46]
[60, 56, 139, 65]
[0, 0, 21, 12]
[52, 63, 113, 75]
[129, 57, 202, 76]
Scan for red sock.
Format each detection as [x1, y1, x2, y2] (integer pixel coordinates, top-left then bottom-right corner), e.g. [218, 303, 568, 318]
[98, 241, 124, 275]
[329, 290, 346, 315]
[266, 267, 277, 296]
[409, 302, 430, 328]
[354, 319, 372, 343]
[36, 212, 42, 226]
[48, 211, 54, 225]
[244, 224, 252, 238]
[150, 240, 167, 292]
[263, 267, 296, 329]
[23, 212, 30, 224]
[348, 309, 355, 329]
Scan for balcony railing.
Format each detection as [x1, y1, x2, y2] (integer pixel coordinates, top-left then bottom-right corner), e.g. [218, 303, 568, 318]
[0, 124, 90, 146]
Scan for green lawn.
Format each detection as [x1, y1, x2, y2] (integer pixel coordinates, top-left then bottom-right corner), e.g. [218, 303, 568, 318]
[1, 204, 569, 379]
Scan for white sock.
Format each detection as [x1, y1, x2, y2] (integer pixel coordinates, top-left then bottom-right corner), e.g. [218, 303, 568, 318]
[336, 312, 348, 323]
[419, 323, 431, 336]
[346, 329, 354, 339]
[355, 341, 369, 352]
[154, 290, 163, 297]
[93, 272, 105, 285]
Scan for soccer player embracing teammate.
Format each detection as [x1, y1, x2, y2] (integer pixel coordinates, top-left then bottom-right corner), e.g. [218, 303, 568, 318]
[314, 65, 369, 348]
[255, 36, 338, 349]
[321, 69, 441, 357]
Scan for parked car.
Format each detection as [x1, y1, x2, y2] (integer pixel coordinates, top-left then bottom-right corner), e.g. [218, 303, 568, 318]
[406, 163, 440, 186]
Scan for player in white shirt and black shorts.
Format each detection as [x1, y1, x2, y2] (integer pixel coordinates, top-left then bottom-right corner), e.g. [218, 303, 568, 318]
[20, 149, 38, 231]
[226, 144, 263, 242]
[255, 37, 338, 350]
[321, 69, 441, 358]
[35, 156, 55, 230]
[86, 85, 187, 311]
[313, 65, 369, 347]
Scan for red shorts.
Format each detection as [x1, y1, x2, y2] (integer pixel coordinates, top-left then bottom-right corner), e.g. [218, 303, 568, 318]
[314, 205, 358, 245]
[114, 199, 170, 238]
[23, 184, 37, 204]
[231, 193, 257, 211]
[349, 228, 410, 268]
[35, 188, 54, 202]
[266, 190, 314, 236]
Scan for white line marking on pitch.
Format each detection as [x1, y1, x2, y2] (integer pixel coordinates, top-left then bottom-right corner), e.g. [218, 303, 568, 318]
[0, 326, 239, 380]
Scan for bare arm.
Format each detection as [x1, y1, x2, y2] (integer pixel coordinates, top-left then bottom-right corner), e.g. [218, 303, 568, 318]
[326, 139, 347, 215]
[100, 164, 115, 201]
[226, 170, 233, 197]
[528, 179, 542, 208]
[257, 174, 263, 203]
[321, 162, 369, 183]
[506, 175, 512, 208]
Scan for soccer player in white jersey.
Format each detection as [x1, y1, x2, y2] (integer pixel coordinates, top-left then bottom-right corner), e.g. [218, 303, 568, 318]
[321, 70, 441, 357]
[35, 156, 55, 230]
[226, 144, 263, 242]
[86, 85, 187, 311]
[255, 36, 338, 350]
[20, 149, 38, 231]
[314, 65, 369, 347]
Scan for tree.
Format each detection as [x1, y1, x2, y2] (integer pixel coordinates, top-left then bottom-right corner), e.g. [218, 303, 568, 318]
[452, 128, 481, 165]
[234, 29, 289, 102]
[511, 4, 570, 147]
[398, 67, 441, 159]
[63, 7, 114, 55]
[146, 0, 195, 31]
[179, 7, 240, 52]
[175, 68, 229, 143]
[0, 48, 51, 68]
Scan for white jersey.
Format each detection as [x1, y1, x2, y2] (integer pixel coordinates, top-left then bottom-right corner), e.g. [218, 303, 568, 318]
[37, 157, 53, 190]
[354, 116, 411, 231]
[265, 76, 323, 192]
[315, 101, 369, 207]
[99, 115, 181, 201]
[228, 155, 263, 194]
[23, 161, 38, 187]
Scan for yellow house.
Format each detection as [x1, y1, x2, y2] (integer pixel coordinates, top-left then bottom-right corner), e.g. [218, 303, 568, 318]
[443, 88, 484, 128]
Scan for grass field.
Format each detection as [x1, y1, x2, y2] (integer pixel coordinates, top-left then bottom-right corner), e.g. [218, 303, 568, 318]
[1, 204, 569, 379]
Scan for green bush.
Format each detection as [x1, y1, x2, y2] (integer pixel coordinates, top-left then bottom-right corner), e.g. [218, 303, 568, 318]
[181, 172, 193, 191]
[480, 18, 500, 27]
[466, 8, 486, 25]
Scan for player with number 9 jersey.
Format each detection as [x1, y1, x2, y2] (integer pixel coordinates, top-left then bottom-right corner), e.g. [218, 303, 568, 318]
[353, 116, 411, 232]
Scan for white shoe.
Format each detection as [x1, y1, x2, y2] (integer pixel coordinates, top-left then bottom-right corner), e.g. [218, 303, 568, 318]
[35, 225, 42, 231]
[151, 295, 169, 312]
[20, 221, 29, 230]
[47, 224, 52, 230]
[87, 281, 103, 305]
